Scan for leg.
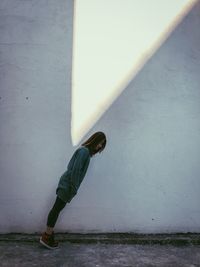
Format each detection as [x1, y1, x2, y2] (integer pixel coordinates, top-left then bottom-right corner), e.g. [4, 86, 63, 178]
[46, 196, 66, 231]
[40, 197, 66, 249]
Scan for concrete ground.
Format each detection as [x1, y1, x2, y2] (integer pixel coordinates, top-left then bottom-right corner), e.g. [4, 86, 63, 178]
[0, 234, 200, 267]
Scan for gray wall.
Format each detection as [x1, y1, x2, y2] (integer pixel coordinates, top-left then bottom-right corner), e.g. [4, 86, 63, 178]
[0, 0, 200, 233]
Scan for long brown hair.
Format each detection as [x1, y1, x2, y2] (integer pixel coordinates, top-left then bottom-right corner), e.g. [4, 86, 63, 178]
[82, 132, 106, 155]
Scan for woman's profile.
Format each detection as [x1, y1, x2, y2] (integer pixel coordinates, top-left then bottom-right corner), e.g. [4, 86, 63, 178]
[40, 131, 107, 249]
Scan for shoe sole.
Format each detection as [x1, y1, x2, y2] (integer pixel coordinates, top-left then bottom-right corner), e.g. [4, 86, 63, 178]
[40, 238, 59, 250]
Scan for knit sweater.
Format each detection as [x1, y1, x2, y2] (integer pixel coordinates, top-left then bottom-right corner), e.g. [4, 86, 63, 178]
[56, 146, 91, 203]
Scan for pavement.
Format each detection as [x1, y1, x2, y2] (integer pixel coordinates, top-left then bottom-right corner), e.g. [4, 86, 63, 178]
[0, 233, 200, 267]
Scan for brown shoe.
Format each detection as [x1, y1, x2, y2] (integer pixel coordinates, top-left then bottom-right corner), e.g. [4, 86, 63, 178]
[40, 232, 59, 249]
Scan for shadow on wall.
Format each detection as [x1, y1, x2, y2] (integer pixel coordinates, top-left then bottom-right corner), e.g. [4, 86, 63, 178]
[72, 0, 200, 233]
[0, 0, 74, 233]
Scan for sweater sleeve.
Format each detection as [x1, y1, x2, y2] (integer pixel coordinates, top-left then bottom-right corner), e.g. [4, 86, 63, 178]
[70, 149, 90, 196]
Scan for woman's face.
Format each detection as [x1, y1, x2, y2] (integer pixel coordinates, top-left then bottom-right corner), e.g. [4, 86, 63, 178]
[95, 140, 105, 153]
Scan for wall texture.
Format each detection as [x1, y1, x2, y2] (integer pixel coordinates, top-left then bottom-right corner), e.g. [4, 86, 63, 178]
[0, 0, 200, 233]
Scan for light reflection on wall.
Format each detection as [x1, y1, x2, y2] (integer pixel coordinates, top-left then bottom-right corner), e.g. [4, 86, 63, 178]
[71, 0, 197, 145]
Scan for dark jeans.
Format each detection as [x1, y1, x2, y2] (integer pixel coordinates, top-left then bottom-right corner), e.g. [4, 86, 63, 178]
[47, 197, 66, 228]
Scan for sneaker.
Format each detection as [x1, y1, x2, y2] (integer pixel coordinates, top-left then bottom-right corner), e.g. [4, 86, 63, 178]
[40, 232, 59, 249]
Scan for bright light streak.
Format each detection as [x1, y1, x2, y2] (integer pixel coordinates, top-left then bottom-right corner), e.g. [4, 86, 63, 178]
[72, 0, 197, 145]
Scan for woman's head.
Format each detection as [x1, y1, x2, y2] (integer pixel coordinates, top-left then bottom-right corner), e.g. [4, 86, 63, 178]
[82, 132, 106, 156]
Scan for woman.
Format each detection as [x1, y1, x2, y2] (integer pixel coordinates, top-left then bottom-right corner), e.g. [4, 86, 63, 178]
[40, 131, 107, 249]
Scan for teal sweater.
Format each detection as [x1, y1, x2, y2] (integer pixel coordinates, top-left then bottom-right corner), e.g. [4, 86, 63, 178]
[56, 146, 90, 203]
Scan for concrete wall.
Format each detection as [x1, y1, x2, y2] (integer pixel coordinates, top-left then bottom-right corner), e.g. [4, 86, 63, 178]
[0, 0, 200, 233]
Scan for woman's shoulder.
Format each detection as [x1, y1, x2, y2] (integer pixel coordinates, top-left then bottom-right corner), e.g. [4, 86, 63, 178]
[77, 146, 90, 157]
